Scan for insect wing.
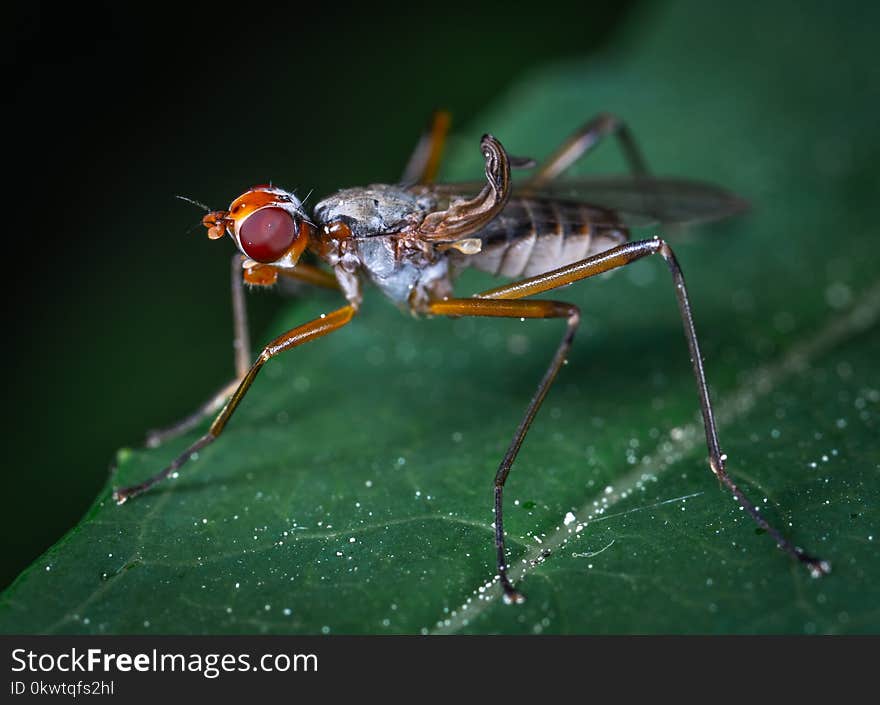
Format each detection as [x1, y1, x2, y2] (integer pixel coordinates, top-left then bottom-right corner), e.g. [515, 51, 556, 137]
[519, 175, 749, 228]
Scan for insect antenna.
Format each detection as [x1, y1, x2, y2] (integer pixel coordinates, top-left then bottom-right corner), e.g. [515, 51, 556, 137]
[175, 195, 218, 235]
[175, 194, 213, 212]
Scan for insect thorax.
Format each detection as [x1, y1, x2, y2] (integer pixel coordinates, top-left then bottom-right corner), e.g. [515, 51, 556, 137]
[313, 185, 453, 312]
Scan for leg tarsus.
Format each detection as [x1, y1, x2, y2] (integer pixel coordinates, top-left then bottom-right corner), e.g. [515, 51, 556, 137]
[114, 432, 216, 504]
[716, 464, 831, 577]
[496, 485, 526, 604]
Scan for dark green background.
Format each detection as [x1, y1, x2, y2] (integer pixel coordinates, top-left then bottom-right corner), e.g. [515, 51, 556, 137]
[4, 0, 636, 589]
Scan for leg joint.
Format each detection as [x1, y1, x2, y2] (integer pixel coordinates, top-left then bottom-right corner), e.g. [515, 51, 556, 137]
[653, 237, 674, 260]
[594, 112, 622, 133]
[547, 301, 580, 325]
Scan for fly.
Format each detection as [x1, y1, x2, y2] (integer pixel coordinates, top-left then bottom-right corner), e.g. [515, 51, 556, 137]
[113, 112, 830, 603]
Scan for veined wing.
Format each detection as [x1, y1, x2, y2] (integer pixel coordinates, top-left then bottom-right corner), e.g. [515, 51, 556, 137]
[523, 175, 749, 228]
[425, 175, 749, 229]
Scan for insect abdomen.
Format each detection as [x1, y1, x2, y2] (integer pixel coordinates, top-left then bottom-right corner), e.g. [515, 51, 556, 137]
[464, 198, 629, 278]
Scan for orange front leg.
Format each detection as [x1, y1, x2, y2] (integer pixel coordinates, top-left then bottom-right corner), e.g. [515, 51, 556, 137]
[116, 304, 356, 504]
[145, 259, 342, 448]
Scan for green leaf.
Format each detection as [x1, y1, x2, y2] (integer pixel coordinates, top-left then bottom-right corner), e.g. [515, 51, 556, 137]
[2, 0, 878, 634]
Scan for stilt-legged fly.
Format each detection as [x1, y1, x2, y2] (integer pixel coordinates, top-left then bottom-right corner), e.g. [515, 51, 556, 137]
[114, 112, 830, 603]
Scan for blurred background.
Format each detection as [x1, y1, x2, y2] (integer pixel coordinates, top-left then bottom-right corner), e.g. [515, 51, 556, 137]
[3, 0, 640, 589]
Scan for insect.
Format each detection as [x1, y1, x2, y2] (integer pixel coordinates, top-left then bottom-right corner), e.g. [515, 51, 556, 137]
[114, 112, 829, 603]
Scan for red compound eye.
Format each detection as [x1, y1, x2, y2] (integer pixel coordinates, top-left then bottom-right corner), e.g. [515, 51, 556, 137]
[239, 207, 298, 262]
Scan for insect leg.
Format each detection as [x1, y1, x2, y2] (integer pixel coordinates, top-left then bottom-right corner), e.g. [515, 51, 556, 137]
[400, 110, 452, 185]
[145, 260, 342, 448]
[477, 238, 831, 578]
[115, 304, 356, 504]
[144, 254, 254, 447]
[428, 297, 580, 603]
[279, 263, 343, 291]
[528, 113, 650, 188]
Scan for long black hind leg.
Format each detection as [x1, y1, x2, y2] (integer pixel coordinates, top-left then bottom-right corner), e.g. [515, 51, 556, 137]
[473, 239, 830, 582]
[430, 239, 829, 601]
[427, 297, 581, 603]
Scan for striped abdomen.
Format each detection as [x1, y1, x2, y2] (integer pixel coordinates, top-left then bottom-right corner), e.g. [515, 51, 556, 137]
[460, 198, 629, 279]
